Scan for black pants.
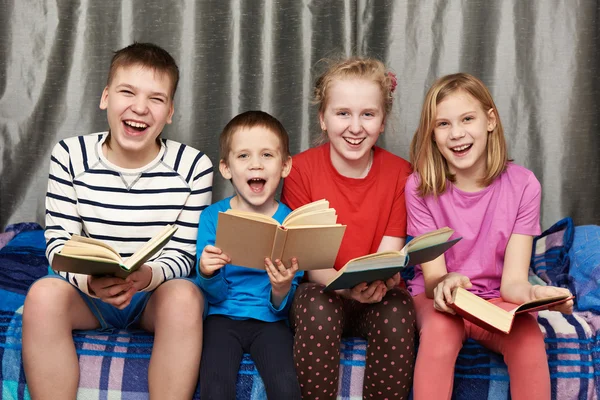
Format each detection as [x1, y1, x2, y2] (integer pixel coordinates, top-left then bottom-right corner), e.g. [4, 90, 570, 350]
[200, 315, 301, 400]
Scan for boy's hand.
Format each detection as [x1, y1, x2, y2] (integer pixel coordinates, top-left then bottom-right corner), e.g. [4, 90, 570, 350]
[200, 245, 230, 277]
[265, 257, 298, 308]
[126, 264, 152, 291]
[88, 275, 136, 310]
[348, 280, 387, 304]
[532, 285, 574, 314]
[433, 272, 472, 314]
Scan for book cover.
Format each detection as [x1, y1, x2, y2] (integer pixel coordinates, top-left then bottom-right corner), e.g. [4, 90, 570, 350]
[449, 287, 574, 334]
[52, 225, 177, 278]
[214, 199, 346, 270]
[324, 227, 461, 291]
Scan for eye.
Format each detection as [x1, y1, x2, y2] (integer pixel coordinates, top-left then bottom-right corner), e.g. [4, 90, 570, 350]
[120, 90, 134, 96]
[436, 121, 449, 127]
[364, 112, 375, 117]
[464, 116, 474, 122]
[237, 153, 248, 159]
[336, 111, 349, 116]
[263, 153, 274, 158]
[151, 97, 165, 103]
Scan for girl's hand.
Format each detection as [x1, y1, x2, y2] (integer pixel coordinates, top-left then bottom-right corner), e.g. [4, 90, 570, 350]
[200, 245, 230, 277]
[88, 275, 136, 310]
[385, 272, 401, 290]
[433, 272, 472, 314]
[265, 257, 299, 308]
[531, 285, 574, 314]
[125, 264, 152, 291]
[349, 280, 387, 304]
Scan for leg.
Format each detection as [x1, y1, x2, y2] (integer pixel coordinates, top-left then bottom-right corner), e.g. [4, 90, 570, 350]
[138, 279, 204, 400]
[248, 320, 301, 400]
[412, 293, 465, 400]
[290, 282, 345, 400]
[199, 315, 245, 400]
[22, 277, 100, 400]
[469, 300, 550, 400]
[350, 288, 416, 400]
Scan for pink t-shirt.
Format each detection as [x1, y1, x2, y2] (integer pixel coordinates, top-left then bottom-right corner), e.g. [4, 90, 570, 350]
[405, 163, 542, 299]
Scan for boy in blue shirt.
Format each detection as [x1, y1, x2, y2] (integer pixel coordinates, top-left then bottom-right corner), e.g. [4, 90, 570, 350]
[196, 110, 302, 399]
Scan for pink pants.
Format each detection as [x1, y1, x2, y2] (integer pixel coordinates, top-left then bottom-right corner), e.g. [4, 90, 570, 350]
[412, 293, 550, 400]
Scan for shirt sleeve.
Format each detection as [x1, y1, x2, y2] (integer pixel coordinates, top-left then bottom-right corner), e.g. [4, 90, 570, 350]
[405, 174, 439, 237]
[45, 140, 94, 294]
[281, 161, 313, 211]
[195, 205, 228, 304]
[143, 152, 214, 292]
[384, 161, 411, 238]
[513, 171, 542, 236]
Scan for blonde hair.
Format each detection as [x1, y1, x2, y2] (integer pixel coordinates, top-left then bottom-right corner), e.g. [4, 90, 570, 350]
[313, 57, 396, 142]
[409, 73, 508, 197]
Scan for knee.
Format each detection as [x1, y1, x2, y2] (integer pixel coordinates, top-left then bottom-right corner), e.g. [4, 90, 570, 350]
[291, 283, 342, 325]
[152, 280, 204, 325]
[23, 278, 72, 323]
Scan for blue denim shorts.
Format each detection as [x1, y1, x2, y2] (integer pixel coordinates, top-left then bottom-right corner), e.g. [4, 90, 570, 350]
[37, 273, 206, 330]
[39, 273, 153, 331]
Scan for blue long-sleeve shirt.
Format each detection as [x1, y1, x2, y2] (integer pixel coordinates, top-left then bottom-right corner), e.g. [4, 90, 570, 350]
[196, 197, 304, 322]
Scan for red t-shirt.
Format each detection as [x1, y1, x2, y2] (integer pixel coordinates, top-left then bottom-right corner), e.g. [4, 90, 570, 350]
[281, 143, 412, 270]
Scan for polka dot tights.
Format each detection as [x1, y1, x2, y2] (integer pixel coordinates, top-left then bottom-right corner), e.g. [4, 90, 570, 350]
[290, 282, 416, 400]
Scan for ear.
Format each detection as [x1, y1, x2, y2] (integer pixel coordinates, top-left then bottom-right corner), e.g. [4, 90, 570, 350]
[318, 112, 327, 132]
[281, 156, 293, 178]
[99, 87, 109, 110]
[219, 159, 232, 180]
[486, 108, 497, 132]
[166, 102, 174, 124]
[379, 116, 386, 133]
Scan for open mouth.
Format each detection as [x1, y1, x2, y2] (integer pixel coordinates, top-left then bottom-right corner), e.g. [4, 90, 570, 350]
[451, 143, 472, 155]
[123, 120, 149, 135]
[248, 178, 266, 193]
[343, 137, 366, 146]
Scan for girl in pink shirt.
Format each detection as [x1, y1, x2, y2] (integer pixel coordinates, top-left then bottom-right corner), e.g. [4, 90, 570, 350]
[406, 73, 573, 400]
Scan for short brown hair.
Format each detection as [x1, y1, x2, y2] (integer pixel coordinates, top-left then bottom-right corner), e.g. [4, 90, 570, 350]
[220, 111, 291, 162]
[410, 73, 508, 197]
[107, 42, 179, 99]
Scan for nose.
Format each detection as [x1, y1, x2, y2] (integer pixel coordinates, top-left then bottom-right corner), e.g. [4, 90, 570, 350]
[131, 96, 149, 114]
[449, 125, 466, 140]
[348, 116, 362, 134]
[249, 155, 263, 169]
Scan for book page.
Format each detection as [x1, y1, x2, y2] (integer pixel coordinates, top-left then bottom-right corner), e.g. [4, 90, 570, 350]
[282, 199, 330, 226]
[70, 235, 120, 256]
[61, 241, 122, 263]
[124, 225, 177, 269]
[343, 251, 406, 273]
[283, 208, 338, 227]
[510, 294, 574, 315]
[406, 227, 454, 252]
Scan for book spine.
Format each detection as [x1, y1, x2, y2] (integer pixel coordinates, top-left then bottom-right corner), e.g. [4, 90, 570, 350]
[270, 227, 288, 263]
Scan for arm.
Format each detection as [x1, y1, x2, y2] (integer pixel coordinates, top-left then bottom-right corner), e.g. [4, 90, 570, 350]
[500, 233, 573, 313]
[265, 258, 303, 315]
[45, 140, 95, 295]
[141, 151, 213, 292]
[194, 205, 229, 305]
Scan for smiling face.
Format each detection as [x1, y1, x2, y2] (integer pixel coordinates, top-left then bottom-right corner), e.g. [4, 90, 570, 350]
[319, 78, 385, 177]
[99, 64, 174, 168]
[219, 126, 292, 215]
[433, 90, 497, 189]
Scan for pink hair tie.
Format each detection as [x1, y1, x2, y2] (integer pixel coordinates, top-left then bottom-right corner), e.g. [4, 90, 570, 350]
[387, 72, 398, 93]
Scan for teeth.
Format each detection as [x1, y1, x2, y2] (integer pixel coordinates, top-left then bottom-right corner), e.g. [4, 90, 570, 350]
[453, 144, 470, 151]
[345, 137, 364, 145]
[125, 120, 148, 129]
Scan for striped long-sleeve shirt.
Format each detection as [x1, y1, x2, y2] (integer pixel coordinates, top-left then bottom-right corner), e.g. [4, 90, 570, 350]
[45, 132, 213, 296]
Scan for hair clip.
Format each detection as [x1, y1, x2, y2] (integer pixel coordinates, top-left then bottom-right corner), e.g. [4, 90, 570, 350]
[387, 72, 398, 93]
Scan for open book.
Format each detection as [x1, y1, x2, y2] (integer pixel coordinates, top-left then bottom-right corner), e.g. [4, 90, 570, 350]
[449, 287, 574, 334]
[52, 224, 178, 278]
[215, 199, 346, 270]
[324, 227, 461, 290]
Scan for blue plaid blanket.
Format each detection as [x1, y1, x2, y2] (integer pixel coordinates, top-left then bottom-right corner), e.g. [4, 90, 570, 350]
[1, 225, 598, 399]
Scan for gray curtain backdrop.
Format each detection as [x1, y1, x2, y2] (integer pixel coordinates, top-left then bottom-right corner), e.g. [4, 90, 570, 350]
[1, 0, 599, 231]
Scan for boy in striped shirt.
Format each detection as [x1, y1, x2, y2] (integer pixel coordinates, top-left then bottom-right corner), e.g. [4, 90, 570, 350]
[22, 42, 212, 399]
